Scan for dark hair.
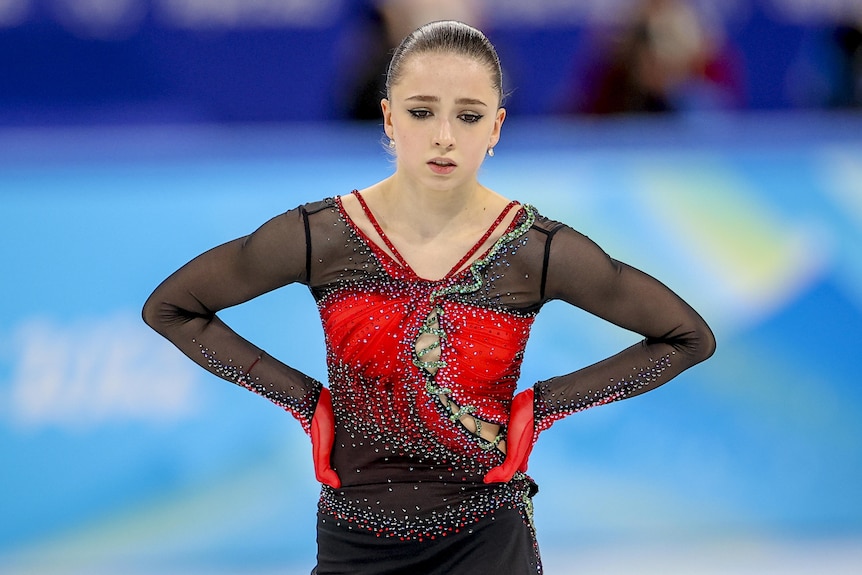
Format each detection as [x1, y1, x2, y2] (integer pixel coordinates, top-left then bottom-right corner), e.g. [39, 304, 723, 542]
[385, 20, 504, 106]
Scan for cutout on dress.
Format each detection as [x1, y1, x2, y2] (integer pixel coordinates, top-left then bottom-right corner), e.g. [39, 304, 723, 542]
[414, 307, 506, 453]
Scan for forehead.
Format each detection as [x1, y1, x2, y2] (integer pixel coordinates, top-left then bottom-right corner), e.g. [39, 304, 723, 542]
[392, 51, 498, 100]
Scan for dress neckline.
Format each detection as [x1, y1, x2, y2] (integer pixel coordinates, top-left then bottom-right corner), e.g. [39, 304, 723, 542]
[343, 189, 520, 283]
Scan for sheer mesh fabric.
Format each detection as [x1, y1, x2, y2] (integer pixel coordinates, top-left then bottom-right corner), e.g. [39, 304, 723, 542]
[531, 214, 716, 434]
[143, 206, 323, 433]
[143, 195, 714, 571]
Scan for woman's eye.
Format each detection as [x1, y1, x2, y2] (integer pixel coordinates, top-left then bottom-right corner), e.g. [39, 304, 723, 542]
[408, 109, 431, 119]
[459, 113, 483, 124]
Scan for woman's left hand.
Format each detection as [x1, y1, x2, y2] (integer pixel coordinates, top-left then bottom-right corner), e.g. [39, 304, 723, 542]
[483, 388, 535, 484]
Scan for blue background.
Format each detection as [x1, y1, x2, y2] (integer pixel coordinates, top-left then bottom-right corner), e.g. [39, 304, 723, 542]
[2, 0, 860, 124]
[2, 115, 861, 574]
[2, 1, 862, 573]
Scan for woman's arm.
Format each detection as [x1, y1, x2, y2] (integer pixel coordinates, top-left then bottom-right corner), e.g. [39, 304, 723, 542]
[486, 224, 714, 483]
[141, 207, 323, 434]
[532, 224, 716, 432]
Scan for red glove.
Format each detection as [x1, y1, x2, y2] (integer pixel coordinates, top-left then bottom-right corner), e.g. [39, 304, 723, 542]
[311, 387, 341, 488]
[484, 388, 535, 484]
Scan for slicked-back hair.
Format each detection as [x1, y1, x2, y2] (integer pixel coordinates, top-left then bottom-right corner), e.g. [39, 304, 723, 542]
[385, 20, 504, 106]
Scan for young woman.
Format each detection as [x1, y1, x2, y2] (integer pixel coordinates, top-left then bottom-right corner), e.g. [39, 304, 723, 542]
[143, 20, 715, 575]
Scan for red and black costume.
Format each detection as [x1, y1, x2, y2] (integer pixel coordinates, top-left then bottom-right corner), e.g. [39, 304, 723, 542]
[143, 192, 715, 575]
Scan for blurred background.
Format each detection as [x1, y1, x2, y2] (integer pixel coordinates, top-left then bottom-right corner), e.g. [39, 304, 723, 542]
[1, 0, 861, 573]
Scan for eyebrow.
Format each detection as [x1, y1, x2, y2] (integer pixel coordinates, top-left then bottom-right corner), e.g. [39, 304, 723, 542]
[405, 95, 489, 107]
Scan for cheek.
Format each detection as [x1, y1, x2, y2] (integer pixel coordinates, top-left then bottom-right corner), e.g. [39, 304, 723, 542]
[467, 131, 494, 157]
[395, 133, 421, 154]
[392, 135, 426, 166]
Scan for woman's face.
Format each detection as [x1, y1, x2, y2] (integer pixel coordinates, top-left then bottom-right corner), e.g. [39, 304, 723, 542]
[382, 51, 505, 192]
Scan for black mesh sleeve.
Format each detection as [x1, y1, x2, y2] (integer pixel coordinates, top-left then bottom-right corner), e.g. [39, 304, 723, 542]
[142, 206, 322, 434]
[532, 223, 716, 434]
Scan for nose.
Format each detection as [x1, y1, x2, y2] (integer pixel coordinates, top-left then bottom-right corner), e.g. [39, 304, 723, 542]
[434, 119, 455, 149]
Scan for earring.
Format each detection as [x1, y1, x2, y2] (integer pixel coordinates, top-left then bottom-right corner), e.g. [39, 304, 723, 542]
[487, 147, 495, 157]
[388, 139, 396, 149]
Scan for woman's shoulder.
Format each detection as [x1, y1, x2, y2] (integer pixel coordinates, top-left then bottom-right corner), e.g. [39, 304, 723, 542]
[295, 196, 339, 215]
[522, 204, 571, 236]
[270, 196, 343, 234]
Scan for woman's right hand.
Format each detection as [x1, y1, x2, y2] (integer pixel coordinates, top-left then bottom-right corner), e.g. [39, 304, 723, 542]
[311, 387, 341, 488]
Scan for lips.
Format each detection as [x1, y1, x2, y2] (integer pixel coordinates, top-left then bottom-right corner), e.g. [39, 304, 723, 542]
[428, 157, 457, 175]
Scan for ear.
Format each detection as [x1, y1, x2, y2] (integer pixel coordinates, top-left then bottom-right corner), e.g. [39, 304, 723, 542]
[381, 99, 394, 140]
[489, 107, 506, 149]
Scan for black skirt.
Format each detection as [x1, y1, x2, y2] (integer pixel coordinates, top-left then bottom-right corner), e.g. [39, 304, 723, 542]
[312, 506, 542, 575]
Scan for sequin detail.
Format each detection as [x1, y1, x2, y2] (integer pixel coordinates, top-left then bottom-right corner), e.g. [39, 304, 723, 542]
[315, 197, 540, 542]
[195, 340, 320, 434]
[146, 192, 713, 575]
[430, 206, 537, 301]
[411, 206, 537, 447]
[318, 476, 536, 541]
[533, 351, 675, 437]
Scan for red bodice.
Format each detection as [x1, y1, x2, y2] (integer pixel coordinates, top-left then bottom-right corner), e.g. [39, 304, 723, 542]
[320, 192, 534, 429]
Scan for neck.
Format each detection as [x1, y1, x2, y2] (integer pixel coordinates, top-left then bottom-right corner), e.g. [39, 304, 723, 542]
[380, 174, 486, 239]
